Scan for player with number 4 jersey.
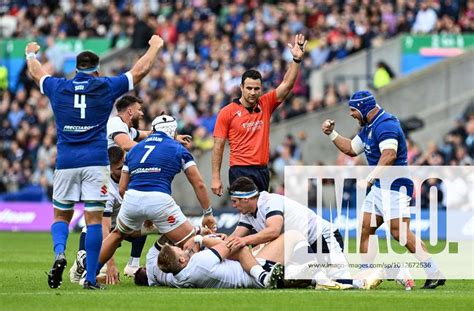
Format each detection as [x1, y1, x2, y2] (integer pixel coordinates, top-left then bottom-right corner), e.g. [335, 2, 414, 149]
[25, 35, 165, 290]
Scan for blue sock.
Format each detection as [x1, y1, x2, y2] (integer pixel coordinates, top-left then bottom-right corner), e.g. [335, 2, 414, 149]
[96, 262, 104, 275]
[85, 224, 103, 284]
[79, 231, 86, 251]
[51, 221, 69, 257]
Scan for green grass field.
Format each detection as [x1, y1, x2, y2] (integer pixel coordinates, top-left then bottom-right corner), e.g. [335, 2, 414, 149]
[1, 232, 473, 311]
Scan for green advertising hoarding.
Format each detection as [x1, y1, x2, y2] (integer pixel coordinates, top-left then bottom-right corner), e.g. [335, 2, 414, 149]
[0, 37, 129, 59]
[402, 34, 474, 53]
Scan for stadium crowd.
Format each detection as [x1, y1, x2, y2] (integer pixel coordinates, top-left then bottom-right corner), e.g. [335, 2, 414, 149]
[1, 0, 473, 202]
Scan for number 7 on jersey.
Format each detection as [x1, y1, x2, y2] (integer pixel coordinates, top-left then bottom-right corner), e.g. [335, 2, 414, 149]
[140, 145, 156, 163]
[74, 94, 87, 119]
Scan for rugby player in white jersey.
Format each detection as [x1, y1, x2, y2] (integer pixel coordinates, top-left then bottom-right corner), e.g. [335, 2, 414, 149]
[139, 233, 286, 289]
[137, 230, 360, 289]
[226, 177, 382, 290]
[107, 95, 191, 151]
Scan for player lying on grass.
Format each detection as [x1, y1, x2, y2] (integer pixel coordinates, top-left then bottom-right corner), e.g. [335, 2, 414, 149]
[226, 177, 380, 290]
[95, 115, 216, 288]
[135, 231, 383, 290]
[135, 233, 295, 289]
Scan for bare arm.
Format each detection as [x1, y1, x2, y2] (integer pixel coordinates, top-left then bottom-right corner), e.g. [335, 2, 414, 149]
[211, 137, 226, 196]
[114, 133, 137, 151]
[227, 216, 283, 248]
[184, 165, 211, 212]
[321, 119, 359, 157]
[241, 216, 283, 246]
[119, 171, 130, 198]
[275, 34, 307, 102]
[101, 216, 119, 284]
[230, 225, 251, 238]
[377, 149, 397, 166]
[25, 42, 48, 86]
[128, 35, 164, 86]
[137, 130, 151, 141]
[366, 149, 397, 187]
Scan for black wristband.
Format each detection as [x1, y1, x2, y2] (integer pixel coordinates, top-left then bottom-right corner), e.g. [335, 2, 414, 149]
[293, 57, 302, 63]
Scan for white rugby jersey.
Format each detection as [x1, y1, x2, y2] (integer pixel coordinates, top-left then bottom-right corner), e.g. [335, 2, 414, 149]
[238, 192, 335, 244]
[106, 115, 139, 149]
[173, 249, 258, 289]
[145, 244, 178, 287]
[104, 176, 121, 227]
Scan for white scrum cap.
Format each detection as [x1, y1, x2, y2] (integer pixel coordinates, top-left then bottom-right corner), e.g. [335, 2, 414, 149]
[151, 115, 177, 138]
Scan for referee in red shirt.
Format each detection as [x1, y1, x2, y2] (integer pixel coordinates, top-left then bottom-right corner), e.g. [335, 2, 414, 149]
[211, 34, 307, 196]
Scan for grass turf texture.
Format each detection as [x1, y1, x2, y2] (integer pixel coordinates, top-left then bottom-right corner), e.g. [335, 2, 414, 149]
[1, 232, 473, 311]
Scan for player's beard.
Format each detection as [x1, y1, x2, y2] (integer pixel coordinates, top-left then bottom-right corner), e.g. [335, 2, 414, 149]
[131, 116, 140, 129]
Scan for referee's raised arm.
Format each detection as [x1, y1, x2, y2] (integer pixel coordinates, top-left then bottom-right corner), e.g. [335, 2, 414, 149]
[275, 33, 307, 102]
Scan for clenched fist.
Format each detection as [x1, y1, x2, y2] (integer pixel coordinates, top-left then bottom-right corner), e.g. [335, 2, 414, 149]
[25, 42, 40, 55]
[149, 35, 164, 50]
[321, 119, 335, 135]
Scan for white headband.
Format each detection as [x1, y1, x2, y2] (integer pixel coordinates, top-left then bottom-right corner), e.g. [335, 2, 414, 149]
[230, 190, 259, 199]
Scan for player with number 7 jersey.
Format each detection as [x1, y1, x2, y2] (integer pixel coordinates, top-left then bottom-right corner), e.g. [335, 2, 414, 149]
[25, 35, 165, 290]
[96, 115, 217, 275]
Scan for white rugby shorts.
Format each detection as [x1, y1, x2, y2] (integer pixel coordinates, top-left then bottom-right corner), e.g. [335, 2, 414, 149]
[362, 186, 411, 220]
[116, 189, 186, 234]
[53, 166, 110, 204]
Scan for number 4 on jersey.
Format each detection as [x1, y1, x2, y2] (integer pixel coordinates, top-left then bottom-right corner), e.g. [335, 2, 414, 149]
[74, 94, 86, 119]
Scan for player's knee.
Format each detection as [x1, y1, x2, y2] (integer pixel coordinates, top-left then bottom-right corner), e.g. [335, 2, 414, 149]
[116, 219, 133, 236]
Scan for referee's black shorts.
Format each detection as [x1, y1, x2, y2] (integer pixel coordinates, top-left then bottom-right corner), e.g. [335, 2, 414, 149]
[229, 165, 270, 192]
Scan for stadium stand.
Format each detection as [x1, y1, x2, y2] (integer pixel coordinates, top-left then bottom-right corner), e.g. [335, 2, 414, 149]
[0, 0, 472, 205]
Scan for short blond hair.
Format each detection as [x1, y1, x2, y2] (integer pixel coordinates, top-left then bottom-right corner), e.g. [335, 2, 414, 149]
[158, 244, 182, 274]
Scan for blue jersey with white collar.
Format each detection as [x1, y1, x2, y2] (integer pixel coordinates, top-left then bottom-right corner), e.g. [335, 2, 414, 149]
[357, 109, 413, 195]
[123, 132, 196, 194]
[41, 72, 133, 169]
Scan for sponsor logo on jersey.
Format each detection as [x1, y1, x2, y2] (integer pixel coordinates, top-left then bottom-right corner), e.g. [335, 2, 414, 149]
[101, 185, 108, 195]
[130, 167, 162, 175]
[63, 124, 100, 133]
[241, 120, 263, 131]
[236, 111, 242, 117]
[167, 215, 176, 224]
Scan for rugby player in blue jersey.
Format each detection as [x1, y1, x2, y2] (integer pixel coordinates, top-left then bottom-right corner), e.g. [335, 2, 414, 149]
[25, 34, 165, 289]
[96, 115, 217, 277]
[322, 90, 445, 289]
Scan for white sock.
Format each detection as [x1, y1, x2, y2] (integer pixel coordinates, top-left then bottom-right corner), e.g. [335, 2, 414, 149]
[352, 279, 365, 289]
[250, 265, 266, 282]
[423, 258, 439, 278]
[128, 257, 140, 267]
[312, 270, 330, 286]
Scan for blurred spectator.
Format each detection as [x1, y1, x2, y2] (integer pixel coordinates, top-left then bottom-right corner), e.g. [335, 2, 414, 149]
[465, 119, 474, 157]
[0, 65, 8, 91]
[373, 61, 396, 89]
[0, 1, 470, 200]
[412, 1, 439, 33]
